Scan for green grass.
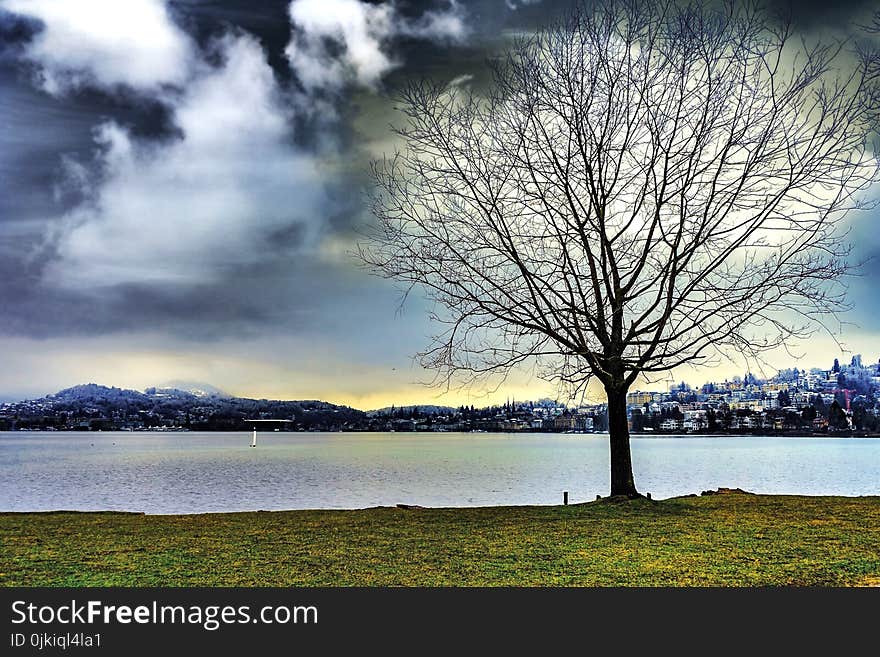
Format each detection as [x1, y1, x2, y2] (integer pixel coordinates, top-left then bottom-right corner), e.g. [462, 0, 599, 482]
[2, 493, 879, 586]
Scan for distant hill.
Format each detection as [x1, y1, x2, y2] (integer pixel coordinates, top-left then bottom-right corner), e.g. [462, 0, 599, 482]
[51, 383, 151, 403]
[151, 381, 230, 398]
[1, 383, 365, 431]
[369, 404, 458, 415]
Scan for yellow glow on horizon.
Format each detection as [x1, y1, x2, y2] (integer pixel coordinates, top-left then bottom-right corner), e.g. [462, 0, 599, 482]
[0, 330, 876, 409]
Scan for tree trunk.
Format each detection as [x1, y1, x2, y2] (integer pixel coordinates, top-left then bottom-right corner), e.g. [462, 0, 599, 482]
[605, 383, 639, 497]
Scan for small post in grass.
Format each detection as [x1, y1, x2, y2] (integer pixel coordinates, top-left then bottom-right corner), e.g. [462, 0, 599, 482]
[563, 491, 568, 505]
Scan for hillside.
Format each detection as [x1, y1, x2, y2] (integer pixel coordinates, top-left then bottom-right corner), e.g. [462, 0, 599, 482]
[0, 383, 365, 431]
[369, 404, 458, 415]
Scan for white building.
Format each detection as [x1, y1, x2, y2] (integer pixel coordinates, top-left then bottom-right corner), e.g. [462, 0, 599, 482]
[683, 410, 707, 431]
[660, 418, 683, 431]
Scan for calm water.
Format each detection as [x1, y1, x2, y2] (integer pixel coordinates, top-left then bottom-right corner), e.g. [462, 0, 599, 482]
[1, 431, 878, 514]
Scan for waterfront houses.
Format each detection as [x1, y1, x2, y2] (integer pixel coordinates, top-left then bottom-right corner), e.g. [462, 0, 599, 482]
[2, 356, 879, 434]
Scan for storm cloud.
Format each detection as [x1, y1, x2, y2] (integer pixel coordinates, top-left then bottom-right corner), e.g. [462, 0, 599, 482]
[1, 0, 473, 325]
[0, 0, 878, 405]
[41, 33, 326, 289]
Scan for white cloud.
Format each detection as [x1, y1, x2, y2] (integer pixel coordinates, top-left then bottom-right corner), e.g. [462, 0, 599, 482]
[7, 0, 466, 294]
[42, 33, 325, 288]
[286, 0, 467, 92]
[0, 1, 327, 289]
[505, 0, 542, 10]
[398, 1, 469, 41]
[448, 73, 474, 88]
[1, 0, 193, 93]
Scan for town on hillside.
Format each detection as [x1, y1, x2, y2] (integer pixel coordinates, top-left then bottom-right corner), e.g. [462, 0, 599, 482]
[1, 355, 879, 435]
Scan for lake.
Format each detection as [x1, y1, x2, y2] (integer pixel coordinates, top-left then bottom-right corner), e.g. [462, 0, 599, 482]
[1, 431, 878, 514]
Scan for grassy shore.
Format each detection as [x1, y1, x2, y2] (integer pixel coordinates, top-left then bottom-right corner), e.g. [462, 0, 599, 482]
[2, 493, 879, 586]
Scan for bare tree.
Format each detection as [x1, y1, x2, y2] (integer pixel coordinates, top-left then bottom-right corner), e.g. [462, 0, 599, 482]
[359, 0, 879, 497]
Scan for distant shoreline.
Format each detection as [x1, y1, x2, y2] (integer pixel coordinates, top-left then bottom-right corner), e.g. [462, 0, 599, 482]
[3, 428, 880, 438]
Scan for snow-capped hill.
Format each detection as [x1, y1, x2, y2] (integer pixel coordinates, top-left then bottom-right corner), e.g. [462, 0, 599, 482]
[150, 381, 230, 398]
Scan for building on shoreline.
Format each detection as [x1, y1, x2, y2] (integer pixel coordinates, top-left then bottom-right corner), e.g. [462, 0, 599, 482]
[2, 356, 879, 434]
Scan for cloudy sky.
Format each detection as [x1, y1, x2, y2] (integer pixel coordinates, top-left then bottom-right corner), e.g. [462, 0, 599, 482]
[1, 0, 878, 408]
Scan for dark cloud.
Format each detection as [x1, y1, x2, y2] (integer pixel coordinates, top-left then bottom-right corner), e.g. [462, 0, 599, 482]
[0, 0, 877, 400]
[0, 0, 488, 343]
[170, 1, 294, 78]
[845, 209, 880, 333]
[0, 71, 92, 219]
[0, 65, 181, 232]
[0, 8, 41, 54]
[0, 250, 399, 339]
[761, 0, 876, 29]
